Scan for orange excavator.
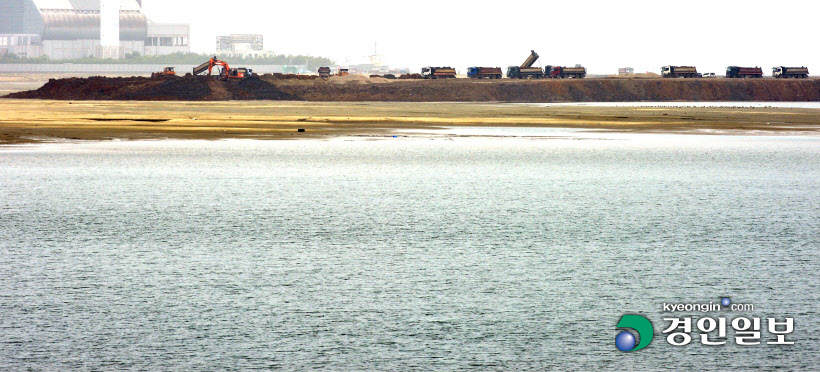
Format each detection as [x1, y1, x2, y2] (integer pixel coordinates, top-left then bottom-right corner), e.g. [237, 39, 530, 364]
[193, 56, 253, 80]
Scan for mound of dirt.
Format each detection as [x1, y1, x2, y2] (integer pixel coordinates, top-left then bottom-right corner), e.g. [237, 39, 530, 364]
[262, 73, 318, 80]
[327, 74, 382, 84]
[5, 75, 820, 102]
[607, 72, 661, 79]
[6, 75, 298, 101]
[232, 75, 299, 100]
[124, 76, 212, 100]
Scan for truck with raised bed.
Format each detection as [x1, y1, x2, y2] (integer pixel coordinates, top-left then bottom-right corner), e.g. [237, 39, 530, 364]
[421, 66, 457, 79]
[725, 66, 763, 78]
[193, 56, 252, 80]
[546, 65, 586, 79]
[467, 67, 503, 79]
[507, 50, 544, 79]
[772, 66, 809, 78]
[661, 65, 699, 78]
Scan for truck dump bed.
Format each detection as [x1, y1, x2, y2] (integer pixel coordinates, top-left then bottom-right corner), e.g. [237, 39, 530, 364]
[521, 51, 540, 68]
[737, 67, 763, 75]
[476, 67, 502, 75]
[562, 67, 586, 74]
[672, 66, 698, 73]
[193, 61, 211, 75]
[433, 68, 456, 75]
[785, 67, 810, 74]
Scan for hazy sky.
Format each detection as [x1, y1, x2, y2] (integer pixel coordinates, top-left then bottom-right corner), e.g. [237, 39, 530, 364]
[142, 0, 819, 75]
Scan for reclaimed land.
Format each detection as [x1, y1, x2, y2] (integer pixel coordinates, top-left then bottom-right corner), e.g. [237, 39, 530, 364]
[3, 74, 820, 102]
[1, 100, 819, 144]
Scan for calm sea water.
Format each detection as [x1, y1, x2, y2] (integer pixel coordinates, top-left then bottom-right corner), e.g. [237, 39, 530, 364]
[1, 131, 818, 370]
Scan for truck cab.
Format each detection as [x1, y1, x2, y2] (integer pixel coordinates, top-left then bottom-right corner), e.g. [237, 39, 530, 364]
[421, 67, 433, 79]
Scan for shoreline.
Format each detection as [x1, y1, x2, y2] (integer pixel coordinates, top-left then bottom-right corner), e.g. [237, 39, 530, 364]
[2, 100, 819, 145]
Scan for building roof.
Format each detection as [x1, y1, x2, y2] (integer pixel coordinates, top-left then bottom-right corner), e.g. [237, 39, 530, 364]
[31, 0, 142, 11]
[27, 0, 148, 41]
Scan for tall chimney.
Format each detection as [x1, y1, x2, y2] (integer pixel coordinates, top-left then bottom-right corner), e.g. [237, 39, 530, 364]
[100, 0, 121, 59]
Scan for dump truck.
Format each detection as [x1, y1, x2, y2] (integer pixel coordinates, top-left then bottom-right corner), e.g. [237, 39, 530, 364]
[725, 66, 763, 78]
[546, 65, 586, 79]
[151, 67, 176, 78]
[318, 66, 331, 78]
[661, 65, 699, 78]
[507, 50, 544, 79]
[421, 66, 457, 79]
[467, 67, 503, 79]
[772, 66, 809, 78]
[193, 56, 252, 80]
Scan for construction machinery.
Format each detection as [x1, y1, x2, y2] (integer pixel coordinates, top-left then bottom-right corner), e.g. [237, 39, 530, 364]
[661, 66, 699, 78]
[507, 50, 544, 79]
[337, 68, 350, 76]
[467, 67, 503, 79]
[725, 66, 763, 78]
[546, 65, 586, 79]
[772, 66, 809, 78]
[318, 66, 331, 78]
[421, 66, 457, 79]
[193, 56, 253, 80]
[151, 67, 176, 78]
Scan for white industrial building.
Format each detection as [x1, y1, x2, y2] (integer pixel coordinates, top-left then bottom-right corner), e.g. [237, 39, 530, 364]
[144, 21, 189, 56]
[215, 34, 273, 58]
[0, 0, 190, 59]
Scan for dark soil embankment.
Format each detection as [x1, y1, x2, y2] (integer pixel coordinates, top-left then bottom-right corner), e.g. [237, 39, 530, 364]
[5, 75, 296, 101]
[5, 74, 820, 102]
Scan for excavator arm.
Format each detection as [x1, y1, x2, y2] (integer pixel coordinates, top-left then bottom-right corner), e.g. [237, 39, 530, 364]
[193, 56, 251, 80]
[193, 56, 231, 77]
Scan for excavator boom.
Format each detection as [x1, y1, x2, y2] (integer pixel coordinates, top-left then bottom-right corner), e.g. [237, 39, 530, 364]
[193, 56, 230, 76]
[193, 56, 250, 80]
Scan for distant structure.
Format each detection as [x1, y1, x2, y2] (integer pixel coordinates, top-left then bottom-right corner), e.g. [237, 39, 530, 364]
[0, 0, 190, 60]
[618, 67, 635, 75]
[216, 34, 271, 58]
[368, 41, 382, 67]
[144, 22, 190, 56]
[99, 0, 121, 59]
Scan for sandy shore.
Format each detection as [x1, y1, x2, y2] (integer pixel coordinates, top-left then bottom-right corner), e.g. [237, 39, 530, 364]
[1, 100, 819, 144]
